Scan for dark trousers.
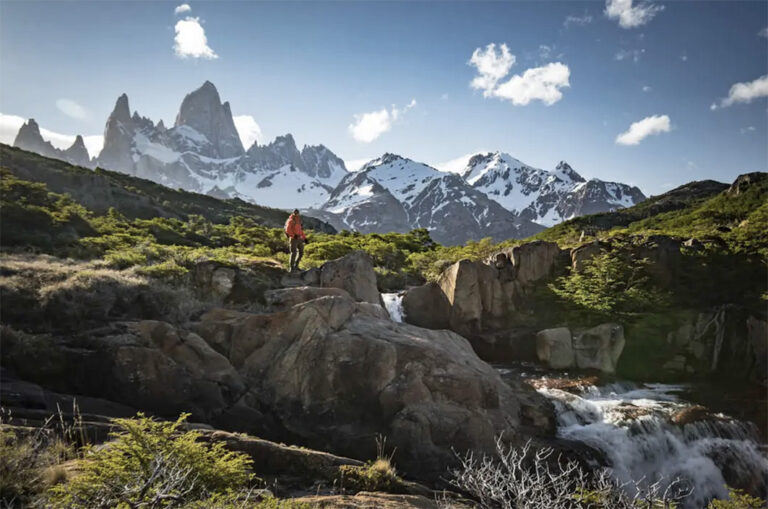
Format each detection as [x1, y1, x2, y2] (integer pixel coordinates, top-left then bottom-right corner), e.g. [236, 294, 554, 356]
[289, 237, 304, 270]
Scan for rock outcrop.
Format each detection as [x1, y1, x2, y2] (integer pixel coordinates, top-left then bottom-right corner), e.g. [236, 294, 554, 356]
[404, 241, 564, 353]
[175, 81, 245, 159]
[536, 324, 625, 374]
[662, 307, 768, 384]
[1, 282, 554, 480]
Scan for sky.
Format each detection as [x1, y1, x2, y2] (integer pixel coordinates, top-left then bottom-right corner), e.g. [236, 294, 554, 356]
[1, 0, 767, 195]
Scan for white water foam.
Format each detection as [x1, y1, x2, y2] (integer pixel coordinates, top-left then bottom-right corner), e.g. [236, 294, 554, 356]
[538, 382, 768, 508]
[381, 292, 405, 323]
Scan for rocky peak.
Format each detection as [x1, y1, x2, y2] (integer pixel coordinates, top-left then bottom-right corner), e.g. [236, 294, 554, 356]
[63, 135, 91, 167]
[727, 172, 767, 196]
[13, 119, 58, 158]
[98, 93, 138, 173]
[174, 81, 244, 159]
[554, 161, 585, 183]
[111, 94, 132, 124]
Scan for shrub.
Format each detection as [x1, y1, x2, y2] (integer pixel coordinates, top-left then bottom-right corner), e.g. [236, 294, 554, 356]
[707, 488, 767, 509]
[0, 422, 74, 507]
[447, 438, 693, 509]
[549, 252, 669, 319]
[337, 458, 401, 493]
[47, 413, 253, 508]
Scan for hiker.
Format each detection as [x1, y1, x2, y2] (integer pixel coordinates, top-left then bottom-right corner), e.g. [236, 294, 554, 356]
[284, 209, 307, 272]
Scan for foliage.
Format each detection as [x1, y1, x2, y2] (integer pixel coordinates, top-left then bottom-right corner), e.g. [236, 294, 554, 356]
[0, 425, 73, 507]
[337, 459, 401, 493]
[707, 488, 767, 509]
[548, 252, 669, 320]
[47, 413, 253, 508]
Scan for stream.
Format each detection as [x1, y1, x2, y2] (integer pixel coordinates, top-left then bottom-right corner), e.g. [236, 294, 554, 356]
[381, 292, 768, 506]
[497, 364, 768, 508]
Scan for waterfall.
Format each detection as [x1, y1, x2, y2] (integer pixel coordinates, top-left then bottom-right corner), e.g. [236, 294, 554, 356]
[538, 382, 768, 508]
[381, 292, 405, 323]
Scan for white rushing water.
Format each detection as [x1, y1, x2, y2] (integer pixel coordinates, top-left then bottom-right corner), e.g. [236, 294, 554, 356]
[538, 382, 768, 508]
[381, 292, 405, 323]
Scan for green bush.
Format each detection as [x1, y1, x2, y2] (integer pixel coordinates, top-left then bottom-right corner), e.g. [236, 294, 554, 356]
[0, 426, 73, 507]
[47, 413, 253, 508]
[707, 488, 766, 509]
[549, 252, 669, 319]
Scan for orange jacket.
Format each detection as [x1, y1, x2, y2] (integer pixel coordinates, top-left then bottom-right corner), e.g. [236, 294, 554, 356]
[284, 214, 306, 240]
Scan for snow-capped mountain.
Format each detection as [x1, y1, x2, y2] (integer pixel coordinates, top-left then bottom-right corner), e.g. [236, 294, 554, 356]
[92, 81, 347, 209]
[458, 152, 645, 226]
[12, 80, 645, 245]
[13, 119, 92, 168]
[310, 154, 543, 245]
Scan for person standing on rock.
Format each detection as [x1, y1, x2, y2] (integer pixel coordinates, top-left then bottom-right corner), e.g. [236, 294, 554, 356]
[284, 209, 307, 272]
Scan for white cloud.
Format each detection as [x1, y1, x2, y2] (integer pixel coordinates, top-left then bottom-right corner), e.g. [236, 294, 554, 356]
[759, 27, 768, 38]
[740, 126, 756, 134]
[434, 151, 488, 174]
[440, 93, 449, 101]
[343, 158, 373, 172]
[55, 98, 89, 120]
[564, 14, 593, 27]
[642, 85, 652, 92]
[469, 43, 570, 106]
[348, 99, 416, 143]
[174, 3, 191, 14]
[468, 43, 516, 97]
[711, 75, 768, 109]
[232, 115, 262, 149]
[538, 45, 553, 60]
[0, 112, 104, 156]
[493, 63, 571, 106]
[680, 54, 688, 62]
[616, 114, 671, 145]
[614, 48, 645, 62]
[605, 0, 663, 28]
[174, 17, 218, 59]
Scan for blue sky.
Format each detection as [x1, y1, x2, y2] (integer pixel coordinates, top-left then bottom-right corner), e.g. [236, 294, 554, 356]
[1, 0, 766, 195]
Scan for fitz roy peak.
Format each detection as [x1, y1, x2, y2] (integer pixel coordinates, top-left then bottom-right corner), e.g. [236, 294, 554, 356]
[12, 81, 646, 244]
[94, 81, 346, 209]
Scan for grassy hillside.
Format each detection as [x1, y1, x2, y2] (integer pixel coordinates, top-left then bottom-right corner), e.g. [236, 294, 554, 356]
[1, 145, 502, 286]
[533, 174, 767, 256]
[0, 144, 334, 232]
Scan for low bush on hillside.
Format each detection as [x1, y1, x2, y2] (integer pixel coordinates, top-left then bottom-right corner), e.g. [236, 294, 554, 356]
[547, 252, 670, 320]
[46, 413, 254, 508]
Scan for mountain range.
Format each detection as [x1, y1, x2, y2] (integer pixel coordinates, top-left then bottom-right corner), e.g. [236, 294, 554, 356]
[13, 81, 646, 245]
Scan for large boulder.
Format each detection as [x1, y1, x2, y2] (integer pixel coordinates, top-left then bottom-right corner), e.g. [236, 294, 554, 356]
[265, 286, 350, 312]
[193, 293, 553, 478]
[319, 250, 381, 305]
[401, 282, 450, 330]
[503, 241, 562, 286]
[572, 323, 625, 373]
[535, 324, 625, 374]
[536, 328, 575, 369]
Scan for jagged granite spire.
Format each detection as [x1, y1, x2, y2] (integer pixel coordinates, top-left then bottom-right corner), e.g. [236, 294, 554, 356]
[13, 119, 58, 158]
[97, 93, 136, 173]
[63, 135, 91, 167]
[174, 81, 244, 159]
